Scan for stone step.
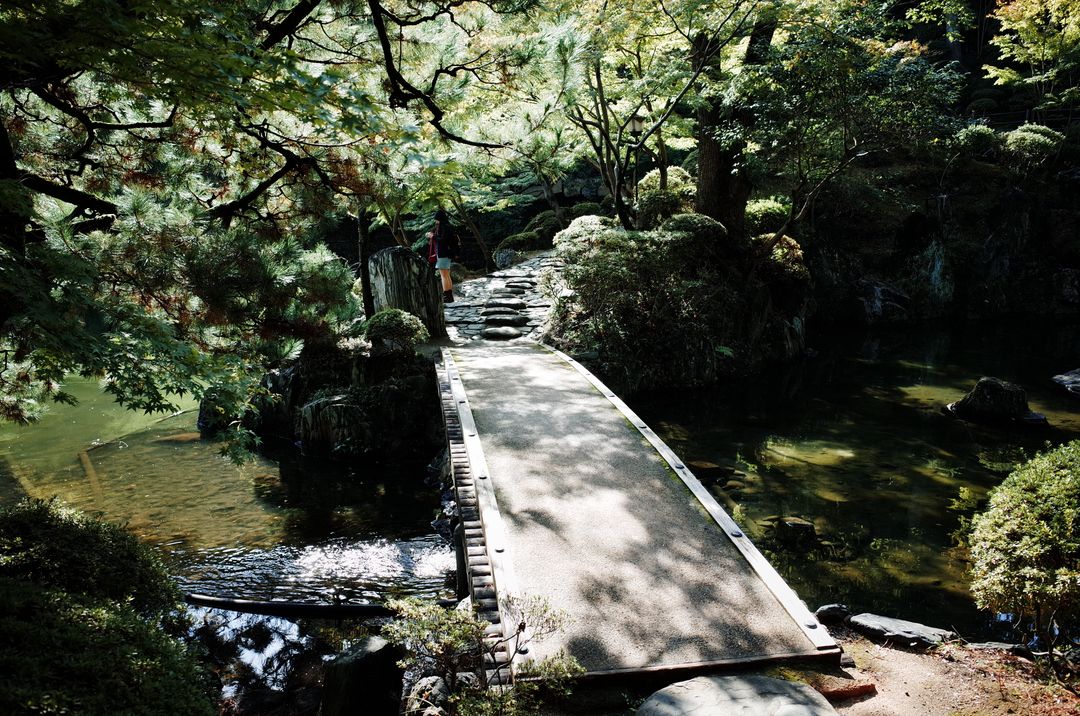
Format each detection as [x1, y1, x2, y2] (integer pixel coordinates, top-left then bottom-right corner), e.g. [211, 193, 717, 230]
[482, 326, 523, 340]
[485, 314, 529, 327]
[485, 298, 526, 309]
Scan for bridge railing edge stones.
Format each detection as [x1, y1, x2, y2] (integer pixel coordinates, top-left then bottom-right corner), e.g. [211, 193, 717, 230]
[542, 345, 839, 654]
[438, 348, 528, 684]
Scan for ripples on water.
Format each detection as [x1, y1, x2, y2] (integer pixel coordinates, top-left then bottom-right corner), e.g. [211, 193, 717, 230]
[0, 378, 454, 605]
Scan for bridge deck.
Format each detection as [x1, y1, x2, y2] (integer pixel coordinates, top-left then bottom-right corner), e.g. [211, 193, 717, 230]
[445, 342, 838, 677]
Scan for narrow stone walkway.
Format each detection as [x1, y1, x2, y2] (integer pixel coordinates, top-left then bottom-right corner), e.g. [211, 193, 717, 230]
[443, 253, 562, 342]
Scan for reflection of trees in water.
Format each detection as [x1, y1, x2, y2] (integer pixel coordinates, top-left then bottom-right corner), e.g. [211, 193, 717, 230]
[0, 457, 27, 502]
[191, 608, 371, 716]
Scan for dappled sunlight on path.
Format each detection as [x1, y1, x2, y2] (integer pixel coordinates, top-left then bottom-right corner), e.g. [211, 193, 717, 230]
[452, 342, 834, 674]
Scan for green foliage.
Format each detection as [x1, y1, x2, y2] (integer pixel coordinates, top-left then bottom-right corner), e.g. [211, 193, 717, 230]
[635, 189, 683, 230]
[361, 309, 429, 354]
[952, 124, 1004, 158]
[1004, 123, 1065, 166]
[497, 231, 545, 254]
[635, 167, 694, 196]
[744, 197, 792, 237]
[568, 201, 603, 219]
[0, 578, 213, 716]
[524, 210, 566, 247]
[549, 222, 740, 391]
[660, 213, 729, 244]
[0, 500, 211, 715]
[384, 597, 583, 715]
[985, 0, 1080, 109]
[383, 598, 487, 692]
[969, 441, 1080, 645]
[0, 499, 181, 619]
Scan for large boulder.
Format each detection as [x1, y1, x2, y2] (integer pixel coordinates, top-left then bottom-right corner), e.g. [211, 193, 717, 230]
[368, 246, 446, 338]
[946, 377, 1047, 426]
[320, 636, 403, 716]
[847, 613, 955, 649]
[636, 674, 837, 716]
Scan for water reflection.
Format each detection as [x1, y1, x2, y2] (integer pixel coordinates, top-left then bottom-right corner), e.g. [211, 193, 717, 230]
[0, 378, 453, 604]
[631, 320, 1080, 638]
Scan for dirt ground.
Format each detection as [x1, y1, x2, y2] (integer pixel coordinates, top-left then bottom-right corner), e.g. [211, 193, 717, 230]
[825, 629, 1079, 716]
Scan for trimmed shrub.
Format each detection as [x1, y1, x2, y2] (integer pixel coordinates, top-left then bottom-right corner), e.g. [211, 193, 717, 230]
[361, 308, 429, 354]
[0, 500, 212, 715]
[548, 224, 741, 391]
[552, 215, 620, 257]
[953, 124, 1002, 158]
[524, 210, 566, 247]
[969, 441, 1080, 654]
[744, 197, 791, 237]
[636, 166, 693, 195]
[1005, 123, 1063, 166]
[661, 213, 728, 244]
[635, 188, 682, 230]
[568, 201, 603, 219]
[496, 230, 544, 253]
[0, 578, 213, 716]
[0, 499, 180, 618]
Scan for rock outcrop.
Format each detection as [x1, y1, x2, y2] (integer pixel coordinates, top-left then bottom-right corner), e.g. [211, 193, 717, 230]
[945, 376, 1047, 426]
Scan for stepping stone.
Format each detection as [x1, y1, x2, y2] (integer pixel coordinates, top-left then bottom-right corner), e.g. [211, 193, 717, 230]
[636, 675, 837, 715]
[493, 287, 526, 295]
[482, 327, 522, 340]
[486, 298, 527, 309]
[485, 314, 528, 327]
[481, 307, 520, 316]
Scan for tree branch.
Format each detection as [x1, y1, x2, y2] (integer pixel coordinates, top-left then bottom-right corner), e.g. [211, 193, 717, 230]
[260, 0, 323, 50]
[19, 173, 118, 215]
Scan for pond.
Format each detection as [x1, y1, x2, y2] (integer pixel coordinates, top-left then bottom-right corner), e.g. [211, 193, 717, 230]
[630, 319, 1080, 639]
[0, 378, 455, 707]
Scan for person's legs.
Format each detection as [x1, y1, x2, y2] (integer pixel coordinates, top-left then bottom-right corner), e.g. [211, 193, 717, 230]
[440, 269, 453, 300]
[435, 258, 454, 302]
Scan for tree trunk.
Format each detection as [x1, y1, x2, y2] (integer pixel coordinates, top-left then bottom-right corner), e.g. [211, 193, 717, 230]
[694, 102, 752, 236]
[368, 247, 447, 338]
[356, 213, 376, 319]
[693, 20, 776, 238]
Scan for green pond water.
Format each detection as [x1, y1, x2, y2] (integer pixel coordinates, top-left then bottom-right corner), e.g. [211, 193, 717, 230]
[0, 378, 454, 604]
[630, 320, 1080, 639]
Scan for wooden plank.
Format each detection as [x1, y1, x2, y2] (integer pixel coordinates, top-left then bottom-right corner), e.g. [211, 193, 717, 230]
[546, 346, 837, 652]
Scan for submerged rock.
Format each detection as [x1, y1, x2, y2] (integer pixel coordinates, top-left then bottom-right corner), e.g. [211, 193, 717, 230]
[848, 613, 955, 649]
[945, 376, 1047, 426]
[772, 516, 817, 547]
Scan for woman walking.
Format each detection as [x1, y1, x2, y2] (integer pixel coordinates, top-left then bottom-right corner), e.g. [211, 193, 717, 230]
[427, 207, 461, 303]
